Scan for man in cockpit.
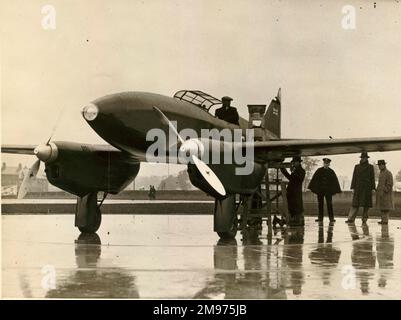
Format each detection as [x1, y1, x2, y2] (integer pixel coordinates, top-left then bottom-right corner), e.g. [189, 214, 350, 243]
[215, 96, 240, 125]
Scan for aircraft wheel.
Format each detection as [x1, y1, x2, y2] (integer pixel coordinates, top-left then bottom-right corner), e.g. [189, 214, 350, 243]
[76, 192, 102, 233]
[78, 205, 101, 233]
[217, 218, 238, 239]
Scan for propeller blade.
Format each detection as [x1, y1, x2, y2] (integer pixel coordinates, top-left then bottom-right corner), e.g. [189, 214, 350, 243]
[45, 122, 58, 145]
[191, 155, 226, 197]
[45, 136, 52, 146]
[45, 104, 66, 145]
[153, 106, 184, 144]
[153, 107, 222, 195]
[17, 160, 40, 199]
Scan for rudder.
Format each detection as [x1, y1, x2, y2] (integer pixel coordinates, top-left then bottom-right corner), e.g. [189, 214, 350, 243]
[264, 88, 281, 138]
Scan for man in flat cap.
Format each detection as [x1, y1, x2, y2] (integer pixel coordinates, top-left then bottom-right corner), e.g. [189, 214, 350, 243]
[376, 160, 394, 225]
[308, 158, 341, 223]
[215, 96, 240, 125]
[346, 152, 376, 224]
[281, 156, 306, 226]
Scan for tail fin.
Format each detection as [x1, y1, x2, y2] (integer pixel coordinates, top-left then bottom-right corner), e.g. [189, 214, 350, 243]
[264, 88, 281, 138]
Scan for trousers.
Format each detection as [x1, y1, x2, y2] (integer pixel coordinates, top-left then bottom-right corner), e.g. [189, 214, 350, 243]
[317, 194, 334, 221]
[348, 206, 369, 222]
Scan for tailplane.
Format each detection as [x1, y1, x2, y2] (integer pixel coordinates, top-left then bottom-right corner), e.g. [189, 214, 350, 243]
[264, 88, 281, 138]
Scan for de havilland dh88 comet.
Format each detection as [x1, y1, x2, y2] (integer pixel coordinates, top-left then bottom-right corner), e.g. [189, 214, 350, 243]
[3, 89, 401, 238]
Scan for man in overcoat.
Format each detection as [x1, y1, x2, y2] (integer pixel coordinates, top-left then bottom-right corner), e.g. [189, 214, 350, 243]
[376, 160, 394, 225]
[346, 152, 376, 224]
[308, 158, 342, 223]
[281, 156, 306, 226]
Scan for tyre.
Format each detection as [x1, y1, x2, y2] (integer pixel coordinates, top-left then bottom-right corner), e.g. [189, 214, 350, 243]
[78, 205, 101, 233]
[217, 218, 238, 239]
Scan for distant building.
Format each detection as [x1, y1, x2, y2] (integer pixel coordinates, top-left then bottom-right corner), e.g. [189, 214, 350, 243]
[1, 162, 23, 186]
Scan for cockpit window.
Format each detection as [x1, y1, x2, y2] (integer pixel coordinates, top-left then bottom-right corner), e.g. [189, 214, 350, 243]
[173, 90, 222, 112]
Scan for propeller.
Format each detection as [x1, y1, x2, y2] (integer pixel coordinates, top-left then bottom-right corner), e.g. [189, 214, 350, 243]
[17, 112, 63, 198]
[191, 155, 226, 197]
[46, 104, 65, 144]
[153, 106, 226, 197]
[153, 106, 184, 145]
[17, 142, 59, 199]
[18, 159, 40, 199]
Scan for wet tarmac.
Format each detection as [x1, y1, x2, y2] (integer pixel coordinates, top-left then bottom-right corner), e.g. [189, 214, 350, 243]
[2, 214, 401, 299]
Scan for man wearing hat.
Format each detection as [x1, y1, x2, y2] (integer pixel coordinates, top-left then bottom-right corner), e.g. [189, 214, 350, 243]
[215, 96, 240, 125]
[376, 160, 394, 225]
[280, 156, 306, 226]
[346, 152, 376, 224]
[308, 158, 342, 223]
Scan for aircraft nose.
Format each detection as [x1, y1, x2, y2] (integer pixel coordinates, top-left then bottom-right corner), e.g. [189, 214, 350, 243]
[82, 103, 99, 121]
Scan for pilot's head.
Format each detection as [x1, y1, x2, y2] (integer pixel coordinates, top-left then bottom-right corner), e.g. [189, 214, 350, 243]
[222, 96, 233, 108]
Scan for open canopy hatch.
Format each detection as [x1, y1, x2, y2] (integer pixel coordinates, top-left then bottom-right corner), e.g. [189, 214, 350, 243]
[173, 90, 222, 112]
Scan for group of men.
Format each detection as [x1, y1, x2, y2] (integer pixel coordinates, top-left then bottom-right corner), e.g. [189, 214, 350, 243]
[281, 152, 394, 226]
[214, 96, 395, 225]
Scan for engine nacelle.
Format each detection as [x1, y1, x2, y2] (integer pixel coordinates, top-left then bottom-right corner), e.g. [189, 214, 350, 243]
[44, 141, 140, 197]
[188, 161, 266, 198]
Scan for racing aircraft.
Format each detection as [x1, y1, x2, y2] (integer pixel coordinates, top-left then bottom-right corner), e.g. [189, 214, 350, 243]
[3, 89, 401, 238]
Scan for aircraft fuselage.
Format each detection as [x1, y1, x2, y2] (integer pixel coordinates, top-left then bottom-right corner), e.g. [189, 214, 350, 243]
[86, 92, 249, 159]
[84, 91, 267, 195]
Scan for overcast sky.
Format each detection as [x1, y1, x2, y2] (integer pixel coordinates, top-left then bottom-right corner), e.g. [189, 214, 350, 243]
[1, 0, 401, 179]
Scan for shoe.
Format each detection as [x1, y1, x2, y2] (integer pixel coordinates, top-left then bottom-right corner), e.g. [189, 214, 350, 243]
[315, 219, 323, 222]
[378, 221, 388, 225]
[345, 220, 354, 224]
[330, 219, 336, 223]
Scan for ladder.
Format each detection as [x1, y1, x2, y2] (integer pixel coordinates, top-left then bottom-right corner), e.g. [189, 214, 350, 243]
[238, 165, 289, 232]
[237, 103, 289, 234]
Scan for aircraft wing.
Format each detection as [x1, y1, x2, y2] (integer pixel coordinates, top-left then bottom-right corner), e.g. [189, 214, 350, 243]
[245, 136, 401, 161]
[1, 145, 36, 155]
[1, 144, 125, 154]
[1, 143, 142, 163]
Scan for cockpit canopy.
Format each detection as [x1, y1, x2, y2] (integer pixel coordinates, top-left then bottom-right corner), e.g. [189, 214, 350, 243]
[173, 90, 222, 112]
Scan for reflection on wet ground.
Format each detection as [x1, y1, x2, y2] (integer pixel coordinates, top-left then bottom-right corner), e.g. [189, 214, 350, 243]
[2, 215, 401, 299]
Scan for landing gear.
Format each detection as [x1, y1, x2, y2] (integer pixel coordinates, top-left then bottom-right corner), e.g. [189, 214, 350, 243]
[214, 195, 238, 239]
[75, 192, 106, 233]
[217, 218, 238, 239]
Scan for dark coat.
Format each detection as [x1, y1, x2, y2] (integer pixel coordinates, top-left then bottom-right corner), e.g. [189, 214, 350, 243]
[215, 106, 239, 125]
[351, 162, 375, 207]
[281, 166, 305, 215]
[308, 167, 342, 196]
[376, 169, 394, 210]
